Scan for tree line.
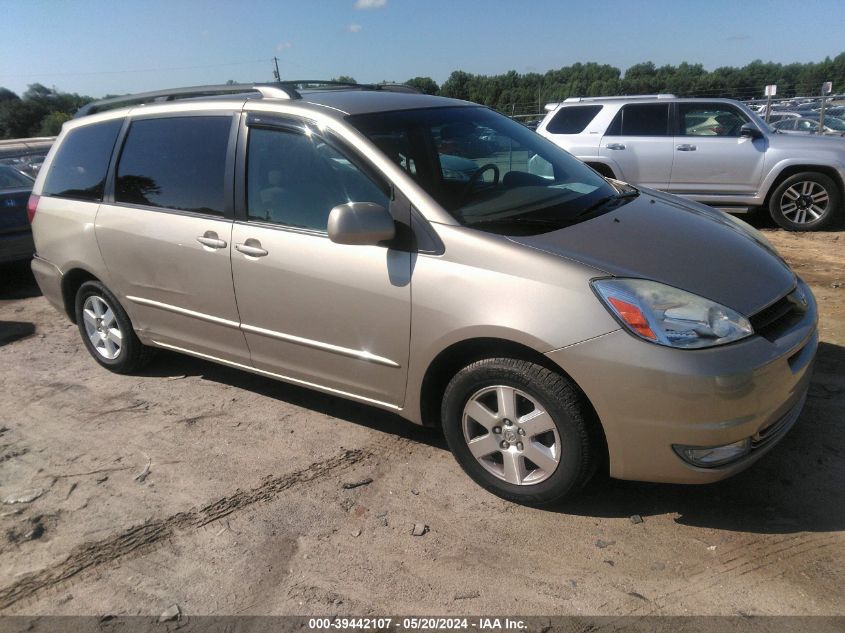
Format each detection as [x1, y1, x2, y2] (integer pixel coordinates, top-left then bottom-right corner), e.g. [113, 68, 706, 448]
[415, 54, 845, 116]
[2, 53, 844, 138]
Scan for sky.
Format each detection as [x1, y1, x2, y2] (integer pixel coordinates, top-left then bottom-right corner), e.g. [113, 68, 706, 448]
[1, 0, 844, 98]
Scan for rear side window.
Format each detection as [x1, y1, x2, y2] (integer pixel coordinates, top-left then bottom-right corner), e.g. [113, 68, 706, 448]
[42, 119, 122, 201]
[546, 105, 602, 134]
[606, 104, 670, 136]
[115, 116, 231, 216]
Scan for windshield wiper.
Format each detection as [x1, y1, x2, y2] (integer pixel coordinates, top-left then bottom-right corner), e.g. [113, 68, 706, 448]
[577, 189, 639, 217]
[468, 216, 565, 228]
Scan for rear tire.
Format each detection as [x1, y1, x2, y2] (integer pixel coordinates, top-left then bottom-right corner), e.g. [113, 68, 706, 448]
[441, 358, 595, 506]
[75, 281, 154, 374]
[768, 172, 840, 231]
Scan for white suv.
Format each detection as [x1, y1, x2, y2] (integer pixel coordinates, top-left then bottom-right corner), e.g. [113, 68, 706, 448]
[538, 95, 845, 231]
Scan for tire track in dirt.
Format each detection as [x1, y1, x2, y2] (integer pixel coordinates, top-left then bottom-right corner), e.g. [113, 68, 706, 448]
[606, 533, 840, 620]
[0, 447, 372, 610]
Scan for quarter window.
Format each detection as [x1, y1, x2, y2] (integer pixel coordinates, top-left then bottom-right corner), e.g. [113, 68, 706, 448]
[115, 116, 231, 215]
[546, 105, 603, 134]
[606, 104, 670, 136]
[246, 126, 389, 232]
[42, 119, 122, 201]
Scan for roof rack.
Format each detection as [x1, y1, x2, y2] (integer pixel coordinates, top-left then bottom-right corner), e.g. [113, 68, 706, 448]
[75, 80, 421, 118]
[74, 83, 298, 118]
[562, 94, 677, 104]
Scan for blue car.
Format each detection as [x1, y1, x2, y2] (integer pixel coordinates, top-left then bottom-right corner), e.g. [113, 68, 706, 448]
[0, 164, 36, 264]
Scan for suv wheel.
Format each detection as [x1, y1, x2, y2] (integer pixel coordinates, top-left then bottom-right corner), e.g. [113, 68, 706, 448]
[441, 358, 595, 506]
[75, 281, 154, 373]
[769, 172, 840, 231]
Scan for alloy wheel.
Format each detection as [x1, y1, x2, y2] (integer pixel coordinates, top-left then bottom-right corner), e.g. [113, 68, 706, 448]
[780, 180, 830, 224]
[82, 295, 123, 360]
[462, 385, 561, 485]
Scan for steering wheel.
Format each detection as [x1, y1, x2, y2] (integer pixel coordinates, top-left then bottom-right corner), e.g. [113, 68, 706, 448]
[461, 163, 500, 200]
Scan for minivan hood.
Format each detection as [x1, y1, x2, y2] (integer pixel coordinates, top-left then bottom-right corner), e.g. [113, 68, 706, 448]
[507, 192, 796, 316]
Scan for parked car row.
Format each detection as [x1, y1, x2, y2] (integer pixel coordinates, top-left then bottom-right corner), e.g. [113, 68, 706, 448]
[751, 101, 845, 137]
[771, 115, 845, 136]
[538, 94, 845, 231]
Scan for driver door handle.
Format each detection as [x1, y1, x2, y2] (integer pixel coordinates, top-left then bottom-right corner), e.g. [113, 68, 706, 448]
[235, 240, 269, 257]
[676, 144, 697, 151]
[606, 143, 626, 150]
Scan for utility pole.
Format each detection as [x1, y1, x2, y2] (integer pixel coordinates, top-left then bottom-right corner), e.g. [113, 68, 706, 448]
[272, 57, 281, 82]
[819, 81, 832, 134]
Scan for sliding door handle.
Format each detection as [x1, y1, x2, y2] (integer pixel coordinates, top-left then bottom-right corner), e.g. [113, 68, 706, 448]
[196, 232, 227, 249]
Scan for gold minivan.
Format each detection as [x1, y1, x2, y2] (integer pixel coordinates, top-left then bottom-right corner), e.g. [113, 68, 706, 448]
[29, 82, 817, 505]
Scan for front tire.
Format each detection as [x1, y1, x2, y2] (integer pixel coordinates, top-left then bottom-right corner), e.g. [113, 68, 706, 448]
[75, 281, 154, 373]
[769, 172, 840, 231]
[441, 358, 596, 506]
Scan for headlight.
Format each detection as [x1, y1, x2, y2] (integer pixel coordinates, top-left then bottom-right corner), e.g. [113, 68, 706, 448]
[592, 278, 753, 349]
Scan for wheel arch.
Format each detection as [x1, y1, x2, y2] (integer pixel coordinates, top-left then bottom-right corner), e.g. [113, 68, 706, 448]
[61, 267, 102, 324]
[763, 164, 845, 208]
[585, 161, 616, 179]
[418, 336, 609, 469]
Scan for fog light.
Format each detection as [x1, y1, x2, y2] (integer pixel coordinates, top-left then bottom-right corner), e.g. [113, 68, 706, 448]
[673, 438, 751, 468]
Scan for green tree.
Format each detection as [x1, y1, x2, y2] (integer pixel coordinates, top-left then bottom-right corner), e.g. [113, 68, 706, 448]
[39, 111, 73, 136]
[405, 76, 439, 95]
[0, 87, 19, 103]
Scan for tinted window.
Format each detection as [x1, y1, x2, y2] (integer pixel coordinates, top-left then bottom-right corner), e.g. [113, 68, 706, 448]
[42, 119, 122, 201]
[546, 105, 602, 134]
[116, 116, 230, 215]
[247, 126, 389, 231]
[678, 104, 749, 137]
[606, 104, 670, 136]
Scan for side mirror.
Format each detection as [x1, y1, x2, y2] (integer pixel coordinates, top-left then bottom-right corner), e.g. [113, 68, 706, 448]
[327, 202, 395, 246]
[740, 123, 764, 139]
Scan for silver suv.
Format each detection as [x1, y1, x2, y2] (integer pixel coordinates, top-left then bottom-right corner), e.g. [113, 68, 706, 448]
[29, 83, 817, 506]
[538, 95, 845, 231]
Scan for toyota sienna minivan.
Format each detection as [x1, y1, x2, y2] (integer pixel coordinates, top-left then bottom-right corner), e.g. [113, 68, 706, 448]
[28, 82, 817, 505]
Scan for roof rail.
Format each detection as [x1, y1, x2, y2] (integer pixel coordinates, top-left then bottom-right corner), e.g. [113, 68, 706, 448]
[562, 94, 677, 103]
[74, 82, 301, 118]
[75, 80, 422, 118]
[280, 79, 420, 94]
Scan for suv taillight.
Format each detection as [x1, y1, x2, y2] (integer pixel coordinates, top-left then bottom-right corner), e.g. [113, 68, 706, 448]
[27, 194, 39, 224]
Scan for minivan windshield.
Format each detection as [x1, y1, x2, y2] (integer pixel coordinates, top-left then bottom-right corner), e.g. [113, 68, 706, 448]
[348, 106, 625, 234]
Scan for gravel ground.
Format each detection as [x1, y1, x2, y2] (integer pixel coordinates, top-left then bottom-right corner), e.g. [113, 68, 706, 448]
[0, 226, 842, 617]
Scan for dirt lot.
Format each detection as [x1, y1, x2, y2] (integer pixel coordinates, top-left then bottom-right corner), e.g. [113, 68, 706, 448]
[0, 227, 843, 618]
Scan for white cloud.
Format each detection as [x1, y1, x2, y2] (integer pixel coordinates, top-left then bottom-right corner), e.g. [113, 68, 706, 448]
[276, 42, 293, 51]
[345, 23, 363, 33]
[354, 0, 386, 9]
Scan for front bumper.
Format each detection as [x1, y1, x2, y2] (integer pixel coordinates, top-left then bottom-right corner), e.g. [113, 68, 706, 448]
[546, 284, 818, 484]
